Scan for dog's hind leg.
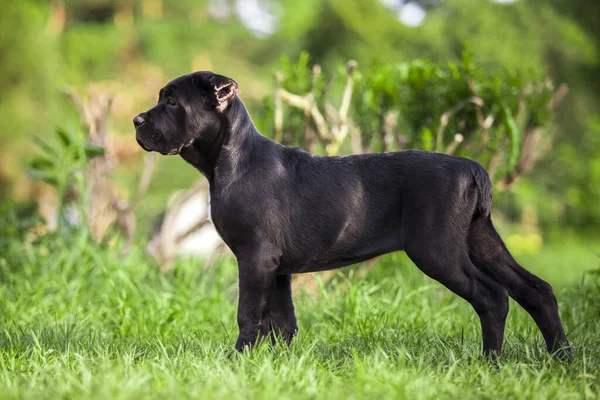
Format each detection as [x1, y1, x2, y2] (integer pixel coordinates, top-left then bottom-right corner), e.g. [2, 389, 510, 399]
[264, 274, 298, 344]
[468, 217, 571, 360]
[405, 239, 509, 359]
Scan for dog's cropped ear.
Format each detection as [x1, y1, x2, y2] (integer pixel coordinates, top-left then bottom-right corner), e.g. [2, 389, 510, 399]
[208, 74, 239, 113]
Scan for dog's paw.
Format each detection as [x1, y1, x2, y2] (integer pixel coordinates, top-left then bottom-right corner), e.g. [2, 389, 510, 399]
[226, 348, 244, 361]
[551, 344, 573, 363]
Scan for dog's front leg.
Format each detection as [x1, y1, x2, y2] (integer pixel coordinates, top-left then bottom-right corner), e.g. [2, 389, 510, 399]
[235, 253, 279, 352]
[265, 274, 298, 344]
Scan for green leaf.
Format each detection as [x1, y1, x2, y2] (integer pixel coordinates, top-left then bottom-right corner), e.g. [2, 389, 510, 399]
[25, 154, 55, 171]
[84, 143, 106, 159]
[32, 135, 58, 157]
[55, 127, 74, 148]
[501, 103, 521, 172]
[421, 127, 434, 151]
[26, 169, 59, 186]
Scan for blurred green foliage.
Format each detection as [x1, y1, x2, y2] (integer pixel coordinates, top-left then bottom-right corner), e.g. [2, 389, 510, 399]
[0, 0, 599, 237]
[257, 50, 557, 187]
[26, 126, 105, 189]
[25, 124, 106, 232]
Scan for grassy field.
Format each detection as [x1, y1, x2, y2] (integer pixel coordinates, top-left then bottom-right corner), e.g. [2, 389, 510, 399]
[0, 229, 599, 400]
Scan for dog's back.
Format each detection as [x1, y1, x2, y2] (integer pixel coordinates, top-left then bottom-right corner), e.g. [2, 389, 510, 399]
[267, 147, 490, 273]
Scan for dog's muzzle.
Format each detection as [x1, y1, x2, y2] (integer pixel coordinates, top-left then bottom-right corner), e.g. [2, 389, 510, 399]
[136, 137, 153, 152]
[136, 127, 165, 151]
[133, 113, 189, 155]
[134, 116, 167, 153]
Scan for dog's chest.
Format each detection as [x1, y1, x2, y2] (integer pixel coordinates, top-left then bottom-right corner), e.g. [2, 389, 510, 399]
[206, 187, 234, 246]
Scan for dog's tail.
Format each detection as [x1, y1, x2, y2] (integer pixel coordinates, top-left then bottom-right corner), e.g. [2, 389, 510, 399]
[470, 162, 493, 220]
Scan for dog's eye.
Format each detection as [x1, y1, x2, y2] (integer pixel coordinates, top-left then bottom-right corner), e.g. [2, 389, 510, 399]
[166, 98, 177, 106]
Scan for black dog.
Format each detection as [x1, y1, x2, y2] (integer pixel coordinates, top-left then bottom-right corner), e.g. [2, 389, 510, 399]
[134, 71, 571, 359]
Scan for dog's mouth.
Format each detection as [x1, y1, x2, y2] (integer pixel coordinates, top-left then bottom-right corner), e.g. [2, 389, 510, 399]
[136, 125, 195, 156]
[136, 124, 166, 154]
[136, 138, 153, 152]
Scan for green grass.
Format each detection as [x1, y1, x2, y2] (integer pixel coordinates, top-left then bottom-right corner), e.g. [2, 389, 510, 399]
[0, 231, 599, 399]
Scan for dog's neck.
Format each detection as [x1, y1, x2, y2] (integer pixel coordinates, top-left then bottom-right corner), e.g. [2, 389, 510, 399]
[179, 97, 260, 186]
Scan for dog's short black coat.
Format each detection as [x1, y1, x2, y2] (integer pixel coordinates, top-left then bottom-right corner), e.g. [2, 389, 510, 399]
[134, 71, 571, 360]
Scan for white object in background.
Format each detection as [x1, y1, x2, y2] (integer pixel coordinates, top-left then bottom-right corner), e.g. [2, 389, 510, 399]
[167, 189, 223, 257]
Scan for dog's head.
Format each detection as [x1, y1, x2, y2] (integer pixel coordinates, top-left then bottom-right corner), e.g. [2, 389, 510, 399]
[133, 71, 239, 155]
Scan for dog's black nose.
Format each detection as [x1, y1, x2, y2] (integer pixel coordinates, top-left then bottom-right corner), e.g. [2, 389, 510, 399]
[133, 114, 145, 127]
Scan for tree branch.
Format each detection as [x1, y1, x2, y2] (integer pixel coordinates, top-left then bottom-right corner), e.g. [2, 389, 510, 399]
[436, 97, 483, 152]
